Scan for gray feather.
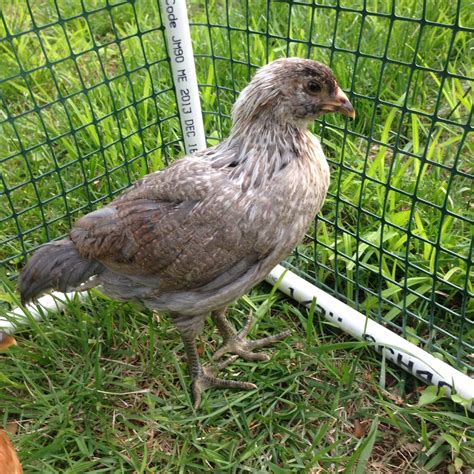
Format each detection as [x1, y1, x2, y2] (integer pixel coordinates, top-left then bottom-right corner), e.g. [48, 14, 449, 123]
[19, 240, 103, 304]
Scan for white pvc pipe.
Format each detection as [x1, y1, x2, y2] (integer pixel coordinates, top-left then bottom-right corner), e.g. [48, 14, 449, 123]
[160, 0, 206, 153]
[266, 265, 474, 411]
[0, 292, 88, 333]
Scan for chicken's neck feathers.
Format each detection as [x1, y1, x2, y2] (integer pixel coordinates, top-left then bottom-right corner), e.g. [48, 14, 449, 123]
[206, 120, 320, 191]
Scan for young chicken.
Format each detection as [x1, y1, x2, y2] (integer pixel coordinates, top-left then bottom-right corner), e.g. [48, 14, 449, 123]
[20, 58, 354, 407]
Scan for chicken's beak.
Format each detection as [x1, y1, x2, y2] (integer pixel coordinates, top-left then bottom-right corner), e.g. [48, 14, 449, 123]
[320, 87, 356, 119]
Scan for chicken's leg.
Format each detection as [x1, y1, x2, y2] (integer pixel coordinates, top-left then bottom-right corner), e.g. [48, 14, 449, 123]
[211, 308, 291, 362]
[173, 313, 256, 409]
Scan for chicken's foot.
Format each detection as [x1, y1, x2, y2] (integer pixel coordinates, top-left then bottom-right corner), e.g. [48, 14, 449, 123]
[174, 313, 256, 409]
[211, 308, 291, 362]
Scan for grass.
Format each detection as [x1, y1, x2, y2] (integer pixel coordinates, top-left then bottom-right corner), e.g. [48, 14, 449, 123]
[1, 286, 473, 472]
[0, 0, 473, 471]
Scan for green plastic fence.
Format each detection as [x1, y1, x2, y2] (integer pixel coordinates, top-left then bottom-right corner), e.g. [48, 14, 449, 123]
[0, 0, 472, 372]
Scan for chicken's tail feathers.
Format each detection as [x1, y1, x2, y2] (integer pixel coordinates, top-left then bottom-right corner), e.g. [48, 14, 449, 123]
[19, 239, 103, 305]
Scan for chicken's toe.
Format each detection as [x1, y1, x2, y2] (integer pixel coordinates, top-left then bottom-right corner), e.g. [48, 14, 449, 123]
[191, 364, 256, 409]
[211, 328, 291, 362]
[211, 309, 290, 362]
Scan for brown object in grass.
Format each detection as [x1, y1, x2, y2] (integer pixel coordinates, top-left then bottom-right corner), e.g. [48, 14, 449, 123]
[0, 431, 22, 474]
[0, 333, 17, 350]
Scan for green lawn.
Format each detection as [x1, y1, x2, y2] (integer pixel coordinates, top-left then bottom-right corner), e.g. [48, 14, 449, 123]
[0, 0, 473, 472]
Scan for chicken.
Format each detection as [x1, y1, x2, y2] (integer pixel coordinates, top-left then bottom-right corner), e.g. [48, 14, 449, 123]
[19, 58, 355, 407]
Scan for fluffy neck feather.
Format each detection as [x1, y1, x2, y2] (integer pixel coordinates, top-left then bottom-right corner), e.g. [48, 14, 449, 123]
[203, 70, 319, 190]
[206, 116, 311, 191]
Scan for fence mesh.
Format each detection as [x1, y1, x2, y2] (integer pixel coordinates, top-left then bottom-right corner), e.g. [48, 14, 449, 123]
[0, 0, 472, 372]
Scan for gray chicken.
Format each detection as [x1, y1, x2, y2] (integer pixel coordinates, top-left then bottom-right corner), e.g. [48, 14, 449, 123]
[20, 58, 354, 407]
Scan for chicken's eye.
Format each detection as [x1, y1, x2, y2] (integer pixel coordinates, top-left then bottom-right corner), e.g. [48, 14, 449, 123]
[307, 80, 321, 94]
